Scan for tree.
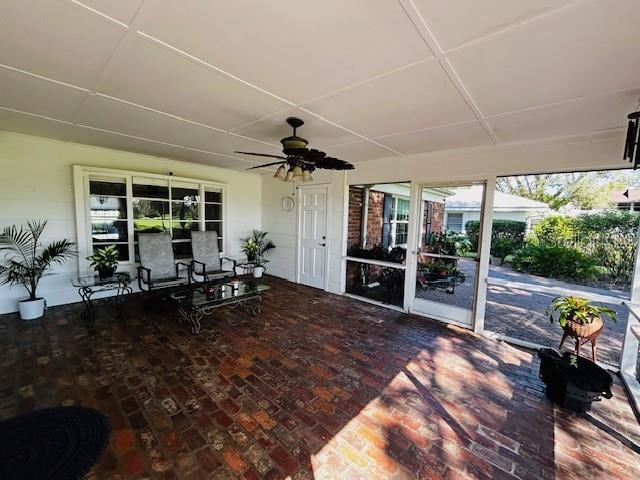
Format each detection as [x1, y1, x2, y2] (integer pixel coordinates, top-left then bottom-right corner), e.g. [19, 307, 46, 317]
[496, 170, 639, 210]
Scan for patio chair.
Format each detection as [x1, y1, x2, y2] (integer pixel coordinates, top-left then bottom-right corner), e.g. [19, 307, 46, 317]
[190, 231, 236, 283]
[137, 232, 191, 291]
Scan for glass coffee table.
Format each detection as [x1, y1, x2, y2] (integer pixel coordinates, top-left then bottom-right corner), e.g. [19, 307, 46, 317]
[168, 281, 270, 334]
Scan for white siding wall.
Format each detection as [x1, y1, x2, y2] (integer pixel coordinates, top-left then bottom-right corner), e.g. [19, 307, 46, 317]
[261, 170, 345, 294]
[0, 132, 262, 314]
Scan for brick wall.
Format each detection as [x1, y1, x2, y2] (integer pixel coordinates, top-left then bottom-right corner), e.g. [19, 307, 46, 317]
[366, 191, 385, 247]
[347, 187, 363, 249]
[347, 187, 387, 248]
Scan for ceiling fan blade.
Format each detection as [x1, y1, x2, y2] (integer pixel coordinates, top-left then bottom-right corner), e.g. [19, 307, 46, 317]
[314, 156, 354, 170]
[246, 161, 286, 170]
[235, 151, 287, 160]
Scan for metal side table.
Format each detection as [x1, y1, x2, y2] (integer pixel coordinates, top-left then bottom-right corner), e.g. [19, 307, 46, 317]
[71, 272, 132, 327]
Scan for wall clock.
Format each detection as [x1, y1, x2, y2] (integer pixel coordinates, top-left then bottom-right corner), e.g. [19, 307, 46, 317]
[281, 196, 295, 212]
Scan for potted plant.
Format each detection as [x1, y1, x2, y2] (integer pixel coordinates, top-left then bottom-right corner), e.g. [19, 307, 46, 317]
[240, 230, 275, 279]
[87, 244, 119, 279]
[549, 296, 617, 358]
[0, 220, 75, 320]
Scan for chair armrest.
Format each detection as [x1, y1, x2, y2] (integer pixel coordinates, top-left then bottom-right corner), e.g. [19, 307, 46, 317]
[221, 257, 237, 271]
[176, 262, 192, 284]
[137, 266, 152, 291]
[191, 260, 206, 276]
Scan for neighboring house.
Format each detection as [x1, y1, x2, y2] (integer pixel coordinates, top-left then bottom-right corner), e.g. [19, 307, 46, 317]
[610, 189, 640, 212]
[443, 185, 550, 232]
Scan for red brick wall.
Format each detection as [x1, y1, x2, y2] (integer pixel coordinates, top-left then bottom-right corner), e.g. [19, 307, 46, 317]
[347, 187, 363, 249]
[347, 187, 387, 248]
[366, 191, 385, 247]
[419, 201, 445, 246]
[431, 202, 444, 234]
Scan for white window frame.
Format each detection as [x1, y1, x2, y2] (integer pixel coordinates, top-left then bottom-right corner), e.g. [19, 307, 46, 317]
[445, 212, 464, 233]
[73, 165, 227, 274]
[389, 195, 410, 248]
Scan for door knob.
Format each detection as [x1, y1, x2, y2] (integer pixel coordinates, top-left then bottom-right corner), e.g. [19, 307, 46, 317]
[319, 243, 326, 247]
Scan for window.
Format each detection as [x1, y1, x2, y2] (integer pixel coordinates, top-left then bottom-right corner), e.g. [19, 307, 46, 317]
[389, 196, 410, 247]
[446, 213, 463, 232]
[76, 167, 225, 267]
[89, 176, 129, 261]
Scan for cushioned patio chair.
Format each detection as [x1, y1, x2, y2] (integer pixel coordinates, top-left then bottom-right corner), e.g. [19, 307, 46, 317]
[137, 232, 191, 291]
[190, 231, 235, 283]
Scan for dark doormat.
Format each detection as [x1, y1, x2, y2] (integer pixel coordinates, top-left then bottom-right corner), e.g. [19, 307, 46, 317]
[0, 406, 111, 480]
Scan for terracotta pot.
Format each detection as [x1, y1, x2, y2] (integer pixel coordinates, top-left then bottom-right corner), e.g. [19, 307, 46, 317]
[564, 315, 604, 339]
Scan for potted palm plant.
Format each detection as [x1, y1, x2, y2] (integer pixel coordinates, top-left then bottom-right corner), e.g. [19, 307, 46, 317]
[87, 245, 119, 279]
[0, 220, 75, 320]
[241, 230, 275, 279]
[549, 296, 617, 352]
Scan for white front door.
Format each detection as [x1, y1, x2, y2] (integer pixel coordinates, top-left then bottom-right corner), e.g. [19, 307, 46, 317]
[298, 186, 328, 289]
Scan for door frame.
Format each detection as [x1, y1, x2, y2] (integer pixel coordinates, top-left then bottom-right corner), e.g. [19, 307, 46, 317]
[404, 180, 490, 330]
[296, 184, 331, 291]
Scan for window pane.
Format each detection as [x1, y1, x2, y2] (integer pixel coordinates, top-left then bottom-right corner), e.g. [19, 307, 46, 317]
[446, 213, 463, 232]
[172, 201, 199, 221]
[396, 198, 410, 221]
[133, 199, 170, 220]
[92, 243, 129, 261]
[205, 221, 222, 235]
[205, 203, 222, 221]
[89, 178, 126, 197]
[173, 241, 192, 259]
[90, 197, 127, 220]
[171, 221, 199, 240]
[132, 178, 169, 199]
[134, 220, 168, 239]
[205, 188, 222, 203]
[171, 183, 199, 201]
[92, 220, 127, 242]
[396, 223, 408, 245]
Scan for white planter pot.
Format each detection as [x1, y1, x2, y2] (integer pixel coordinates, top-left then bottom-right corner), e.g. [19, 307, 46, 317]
[18, 297, 46, 320]
[253, 266, 265, 278]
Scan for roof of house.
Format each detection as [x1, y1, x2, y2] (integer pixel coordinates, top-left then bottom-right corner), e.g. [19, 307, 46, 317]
[610, 189, 640, 203]
[445, 185, 549, 211]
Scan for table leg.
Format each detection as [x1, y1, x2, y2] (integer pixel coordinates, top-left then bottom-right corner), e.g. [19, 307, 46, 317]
[115, 281, 132, 321]
[244, 295, 263, 316]
[78, 287, 96, 327]
[190, 308, 203, 334]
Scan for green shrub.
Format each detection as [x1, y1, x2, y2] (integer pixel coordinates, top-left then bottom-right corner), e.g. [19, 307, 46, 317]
[511, 244, 598, 281]
[465, 219, 526, 260]
[465, 221, 480, 251]
[531, 216, 576, 246]
[531, 211, 639, 286]
[428, 231, 471, 256]
[573, 211, 640, 233]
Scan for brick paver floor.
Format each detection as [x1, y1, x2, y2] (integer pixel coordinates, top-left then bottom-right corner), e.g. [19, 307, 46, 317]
[1, 276, 639, 479]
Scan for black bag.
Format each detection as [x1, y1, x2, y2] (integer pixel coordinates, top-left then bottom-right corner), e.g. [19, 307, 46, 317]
[538, 348, 613, 413]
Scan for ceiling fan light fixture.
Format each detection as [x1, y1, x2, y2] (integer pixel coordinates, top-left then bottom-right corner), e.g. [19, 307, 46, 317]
[292, 165, 303, 178]
[302, 169, 313, 183]
[273, 164, 286, 180]
[284, 168, 295, 182]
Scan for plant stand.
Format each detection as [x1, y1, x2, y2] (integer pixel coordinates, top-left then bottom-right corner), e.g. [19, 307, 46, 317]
[558, 322, 604, 362]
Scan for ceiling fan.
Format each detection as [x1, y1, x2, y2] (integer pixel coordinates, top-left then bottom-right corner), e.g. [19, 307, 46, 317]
[236, 117, 354, 182]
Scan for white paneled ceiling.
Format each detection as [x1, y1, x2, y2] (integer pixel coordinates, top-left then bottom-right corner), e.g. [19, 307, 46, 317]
[0, 0, 637, 172]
